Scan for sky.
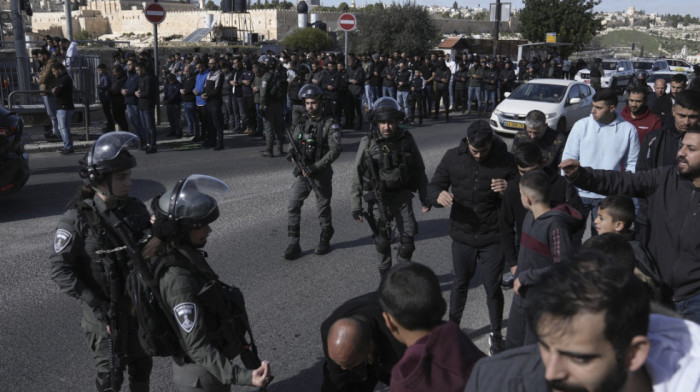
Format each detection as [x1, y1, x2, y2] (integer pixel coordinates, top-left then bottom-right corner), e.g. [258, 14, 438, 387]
[312, 0, 700, 18]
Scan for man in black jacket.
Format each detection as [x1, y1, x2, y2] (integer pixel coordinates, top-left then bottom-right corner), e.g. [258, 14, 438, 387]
[203, 57, 225, 150]
[51, 62, 75, 154]
[433, 60, 451, 121]
[427, 120, 517, 355]
[652, 73, 687, 126]
[134, 61, 157, 153]
[346, 56, 366, 131]
[561, 127, 700, 324]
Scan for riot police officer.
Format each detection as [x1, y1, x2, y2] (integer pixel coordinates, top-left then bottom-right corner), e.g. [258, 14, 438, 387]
[49, 131, 152, 391]
[284, 84, 342, 260]
[350, 97, 430, 278]
[147, 175, 271, 392]
[258, 55, 286, 158]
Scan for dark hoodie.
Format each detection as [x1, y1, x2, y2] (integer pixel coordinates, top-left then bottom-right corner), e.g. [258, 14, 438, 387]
[516, 204, 582, 288]
[390, 322, 485, 392]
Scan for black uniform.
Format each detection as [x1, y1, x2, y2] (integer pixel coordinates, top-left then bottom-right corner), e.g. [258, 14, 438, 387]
[433, 66, 451, 119]
[346, 61, 366, 130]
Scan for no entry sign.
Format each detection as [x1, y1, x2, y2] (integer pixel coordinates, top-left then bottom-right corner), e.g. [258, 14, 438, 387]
[144, 3, 166, 24]
[338, 13, 357, 32]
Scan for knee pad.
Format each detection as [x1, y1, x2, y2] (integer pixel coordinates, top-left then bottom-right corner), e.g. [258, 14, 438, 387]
[397, 237, 415, 260]
[375, 235, 390, 255]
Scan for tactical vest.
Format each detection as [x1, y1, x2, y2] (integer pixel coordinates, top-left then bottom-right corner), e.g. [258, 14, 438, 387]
[367, 131, 417, 191]
[296, 115, 332, 164]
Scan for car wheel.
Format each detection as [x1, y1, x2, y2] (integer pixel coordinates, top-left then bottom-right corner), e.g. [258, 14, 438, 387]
[557, 118, 567, 134]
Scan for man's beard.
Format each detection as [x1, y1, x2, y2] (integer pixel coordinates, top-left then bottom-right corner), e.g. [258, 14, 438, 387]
[678, 158, 700, 181]
[547, 360, 627, 392]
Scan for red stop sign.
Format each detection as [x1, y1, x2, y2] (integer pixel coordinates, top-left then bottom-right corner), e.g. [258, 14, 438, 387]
[338, 13, 357, 32]
[144, 3, 166, 25]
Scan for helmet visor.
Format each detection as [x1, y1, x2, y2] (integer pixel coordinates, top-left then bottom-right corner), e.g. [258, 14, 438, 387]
[160, 174, 231, 221]
[91, 131, 140, 166]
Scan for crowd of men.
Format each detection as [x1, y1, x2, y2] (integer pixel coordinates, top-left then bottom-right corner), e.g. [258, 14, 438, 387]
[40, 38, 700, 391]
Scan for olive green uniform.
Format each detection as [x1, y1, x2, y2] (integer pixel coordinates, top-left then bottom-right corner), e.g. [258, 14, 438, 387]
[154, 246, 254, 391]
[351, 129, 429, 275]
[49, 195, 152, 391]
[287, 113, 342, 244]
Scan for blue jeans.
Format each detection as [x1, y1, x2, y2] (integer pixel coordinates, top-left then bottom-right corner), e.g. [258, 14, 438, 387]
[56, 109, 73, 150]
[382, 86, 396, 99]
[126, 104, 145, 142]
[364, 84, 374, 110]
[483, 89, 496, 111]
[139, 107, 156, 147]
[234, 97, 246, 131]
[468, 86, 481, 112]
[183, 101, 199, 137]
[449, 78, 455, 107]
[370, 86, 381, 106]
[396, 91, 409, 119]
[580, 196, 602, 237]
[42, 95, 59, 135]
[674, 292, 700, 325]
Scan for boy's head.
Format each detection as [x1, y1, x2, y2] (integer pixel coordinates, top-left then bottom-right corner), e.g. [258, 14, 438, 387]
[379, 263, 446, 343]
[513, 142, 544, 176]
[519, 169, 551, 209]
[582, 233, 636, 272]
[595, 195, 635, 234]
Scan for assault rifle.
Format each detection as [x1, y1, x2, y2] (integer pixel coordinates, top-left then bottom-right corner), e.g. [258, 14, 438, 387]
[362, 125, 393, 241]
[285, 123, 317, 192]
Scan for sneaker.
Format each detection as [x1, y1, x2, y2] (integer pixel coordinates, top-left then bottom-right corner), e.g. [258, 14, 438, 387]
[502, 271, 515, 289]
[489, 333, 505, 356]
[284, 244, 301, 260]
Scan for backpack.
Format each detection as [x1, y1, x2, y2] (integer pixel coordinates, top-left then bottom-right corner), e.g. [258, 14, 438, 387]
[268, 69, 288, 101]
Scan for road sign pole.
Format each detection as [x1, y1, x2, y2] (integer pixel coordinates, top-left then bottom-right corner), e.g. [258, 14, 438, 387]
[344, 30, 348, 67]
[154, 20, 160, 124]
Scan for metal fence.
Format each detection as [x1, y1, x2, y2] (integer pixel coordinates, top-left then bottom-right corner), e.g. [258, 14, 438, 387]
[0, 54, 100, 107]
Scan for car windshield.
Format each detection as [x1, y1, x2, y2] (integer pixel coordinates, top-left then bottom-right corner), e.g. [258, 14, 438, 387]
[633, 62, 653, 70]
[602, 61, 619, 70]
[509, 83, 567, 103]
[647, 74, 673, 84]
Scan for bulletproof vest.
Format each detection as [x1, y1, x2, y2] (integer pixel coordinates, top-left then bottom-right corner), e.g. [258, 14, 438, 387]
[369, 131, 416, 191]
[297, 116, 329, 163]
[75, 198, 150, 299]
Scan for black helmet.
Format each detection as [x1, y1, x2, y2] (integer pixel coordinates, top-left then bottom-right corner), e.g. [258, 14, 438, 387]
[299, 83, 323, 99]
[154, 174, 230, 229]
[79, 131, 139, 186]
[372, 97, 403, 122]
[635, 70, 648, 80]
[258, 54, 277, 69]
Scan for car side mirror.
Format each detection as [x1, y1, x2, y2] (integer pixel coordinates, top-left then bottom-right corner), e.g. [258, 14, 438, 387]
[569, 97, 581, 105]
[504, 92, 511, 98]
[618, 67, 625, 72]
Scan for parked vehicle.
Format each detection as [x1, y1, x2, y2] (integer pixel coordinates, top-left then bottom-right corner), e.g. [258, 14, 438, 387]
[632, 58, 669, 74]
[490, 79, 595, 135]
[574, 59, 635, 93]
[663, 58, 694, 74]
[647, 71, 687, 94]
[0, 106, 29, 196]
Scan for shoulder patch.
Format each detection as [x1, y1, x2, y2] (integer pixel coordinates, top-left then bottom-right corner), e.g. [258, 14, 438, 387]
[174, 302, 197, 333]
[333, 131, 342, 145]
[54, 229, 73, 253]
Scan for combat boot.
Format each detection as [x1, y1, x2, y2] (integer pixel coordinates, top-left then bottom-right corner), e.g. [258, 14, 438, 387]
[284, 225, 301, 260]
[315, 226, 334, 255]
[259, 149, 273, 158]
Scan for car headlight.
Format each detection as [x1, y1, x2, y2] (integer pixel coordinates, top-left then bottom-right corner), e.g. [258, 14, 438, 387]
[546, 112, 557, 119]
[493, 109, 502, 116]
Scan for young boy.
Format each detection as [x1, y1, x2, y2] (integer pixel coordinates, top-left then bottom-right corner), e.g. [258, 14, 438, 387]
[380, 263, 485, 392]
[506, 169, 582, 349]
[594, 195, 662, 289]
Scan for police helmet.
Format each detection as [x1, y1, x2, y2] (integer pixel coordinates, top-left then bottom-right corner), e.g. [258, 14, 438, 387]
[79, 131, 139, 185]
[155, 174, 230, 228]
[298, 83, 324, 100]
[258, 54, 277, 68]
[635, 70, 648, 80]
[372, 97, 403, 122]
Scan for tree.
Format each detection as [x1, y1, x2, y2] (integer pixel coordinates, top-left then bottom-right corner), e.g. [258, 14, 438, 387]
[453, 1, 458, 10]
[281, 27, 334, 52]
[205, 0, 219, 10]
[338, 2, 349, 12]
[353, 3, 440, 56]
[519, 0, 602, 57]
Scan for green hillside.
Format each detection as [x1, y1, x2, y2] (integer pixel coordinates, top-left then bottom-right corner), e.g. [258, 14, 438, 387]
[591, 30, 662, 56]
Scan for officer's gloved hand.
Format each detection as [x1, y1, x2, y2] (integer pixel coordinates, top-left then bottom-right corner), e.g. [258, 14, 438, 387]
[304, 165, 317, 177]
[152, 216, 178, 240]
[352, 210, 363, 221]
[88, 297, 111, 323]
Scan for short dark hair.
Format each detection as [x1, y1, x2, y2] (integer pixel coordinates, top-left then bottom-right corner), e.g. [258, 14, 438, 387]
[527, 250, 650, 362]
[513, 141, 543, 168]
[525, 110, 546, 130]
[379, 263, 446, 330]
[51, 62, 66, 72]
[627, 85, 649, 100]
[674, 90, 700, 112]
[97, 63, 107, 71]
[593, 88, 618, 107]
[598, 194, 635, 230]
[582, 233, 636, 272]
[671, 73, 688, 85]
[519, 169, 551, 204]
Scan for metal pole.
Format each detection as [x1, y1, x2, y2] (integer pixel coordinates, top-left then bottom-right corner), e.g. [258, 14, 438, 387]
[344, 30, 348, 67]
[10, 0, 30, 94]
[492, 0, 500, 58]
[64, 0, 73, 41]
[153, 21, 160, 124]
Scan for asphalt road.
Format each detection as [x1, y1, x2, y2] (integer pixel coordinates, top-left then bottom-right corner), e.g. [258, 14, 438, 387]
[0, 114, 518, 391]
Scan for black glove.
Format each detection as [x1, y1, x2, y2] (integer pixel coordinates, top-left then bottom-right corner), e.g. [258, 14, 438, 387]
[352, 210, 362, 221]
[152, 216, 178, 240]
[304, 165, 318, 177]
[88, 297, 110, 323]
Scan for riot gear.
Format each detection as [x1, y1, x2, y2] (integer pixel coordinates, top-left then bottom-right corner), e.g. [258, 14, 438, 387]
[372, 97, 403, 122]
[79, 131, 139, 187]
[155, 174, 231, 229]
[298, 83, 324, 100]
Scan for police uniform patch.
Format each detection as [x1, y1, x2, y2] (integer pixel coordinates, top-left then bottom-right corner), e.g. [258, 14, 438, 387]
[174, 302, 197, 333]
[54, 229, 72, 253]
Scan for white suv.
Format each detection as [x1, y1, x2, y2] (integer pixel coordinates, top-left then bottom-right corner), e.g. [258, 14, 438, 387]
[575, 59, 635, 93]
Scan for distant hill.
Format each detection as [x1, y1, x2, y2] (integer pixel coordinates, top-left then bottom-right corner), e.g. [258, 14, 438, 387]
[591, 30, 663, 56]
